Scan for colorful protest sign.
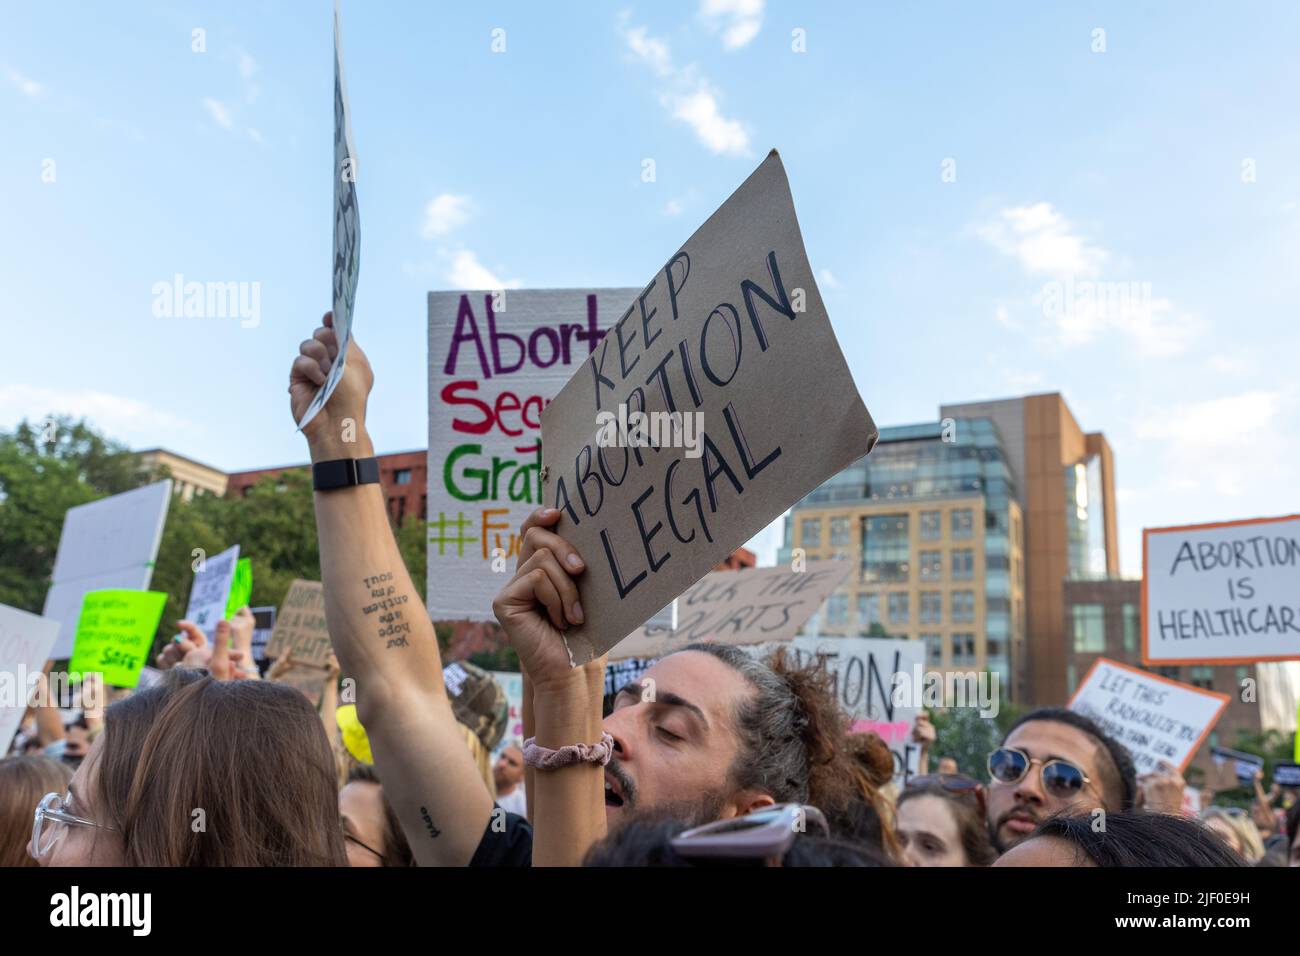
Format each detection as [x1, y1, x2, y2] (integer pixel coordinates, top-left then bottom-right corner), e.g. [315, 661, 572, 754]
[0, 603, 62, 749]
[540, 151, 878, 663]
[489, 670, 524, 758]
[68, 590, 168, 688]
[265, 580, 331, 666]
[1068, 657, 1228, 774]
[1143, 514, 1300, 666]
[183, 545, 240, 638]
[42, 480, 172, 658]
[298, 1, 361, 431]
[426, 288, 634, 621]
[224, 558, 253, 619]
[611, 561, 852, 660]
[778, 636, 927, 784]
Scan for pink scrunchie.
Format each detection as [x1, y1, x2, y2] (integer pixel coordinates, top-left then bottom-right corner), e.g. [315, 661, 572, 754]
[523, 732, 616, 770]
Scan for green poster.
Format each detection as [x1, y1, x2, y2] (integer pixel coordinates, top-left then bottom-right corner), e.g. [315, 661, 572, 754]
[68, 589, 168, 688]
[224, 558, 253, 619]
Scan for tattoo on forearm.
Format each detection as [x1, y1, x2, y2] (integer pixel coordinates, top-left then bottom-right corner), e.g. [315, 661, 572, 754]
[419, 806, 441, 839]
[360, 572, 412, 648]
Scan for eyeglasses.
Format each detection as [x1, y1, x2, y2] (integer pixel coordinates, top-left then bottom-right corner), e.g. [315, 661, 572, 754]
[987, 747, 1095, 800]
[30, 791, 117, 861]
[670, 803, 829, 861]
[906, 773, 987, 817]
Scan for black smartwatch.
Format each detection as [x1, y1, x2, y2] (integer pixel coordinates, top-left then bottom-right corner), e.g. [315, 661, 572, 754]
[312, 456, 381, 491]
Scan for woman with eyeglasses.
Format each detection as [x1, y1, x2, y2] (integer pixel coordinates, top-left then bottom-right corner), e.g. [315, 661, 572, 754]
[896, 775, 998, 867]
[30, 668, 346, 866]
[0, 756, 72, 867]
[339, 763, 414, 867]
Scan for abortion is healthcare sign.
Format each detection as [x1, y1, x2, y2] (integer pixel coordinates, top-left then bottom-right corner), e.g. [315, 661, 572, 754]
[426, 289, 634, 622]
[1143, 514, 1300, 666]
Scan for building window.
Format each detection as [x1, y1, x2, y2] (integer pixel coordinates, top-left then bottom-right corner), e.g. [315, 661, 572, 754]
[801, 518, 821, 547]
[830, 516, 851, 547]
[857, 593, 880, 626]
[1235, 666, 1249, 684]
[420, 494, 427, 520]
[1156, 666, 1180, 680]
[827, 592, 849, 626]
[1071, 604, 1105, 653]
[952, 590, 975, 623]
[920, 511, 941, 540]
[1189, 666, 1214, 691]
[1122, 603, 1138, 652]
[919, 550, 943, 581]
[952, 633, 976, 666]
[951, 549, 974, 580]
[394, 468, 412, 485]
[887, 592, 910, 623]
[951, 508, 974, 539]
[862, 515, 910, 583]
[922, 633, 943, 666]
[1067, 664, 1077, 696]
[919, 591, 942, 624]
[987, 638, 1004, 660]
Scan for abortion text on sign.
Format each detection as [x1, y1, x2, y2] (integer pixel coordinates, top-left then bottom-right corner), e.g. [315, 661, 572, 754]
[540, 151, 878, 662]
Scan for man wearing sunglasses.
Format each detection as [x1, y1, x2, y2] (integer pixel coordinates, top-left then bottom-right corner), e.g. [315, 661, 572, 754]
[985, 708, 1138, 854]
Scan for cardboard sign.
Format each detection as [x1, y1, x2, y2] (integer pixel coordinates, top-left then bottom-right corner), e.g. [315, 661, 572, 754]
[183, 545, 240, 637]
[489, 670, 525, 758]
[264, 580, 332, 666]
[1143, 514, 1300, 665]
[224, 558, 253, 619]
[273, 661, 330, 708]
[1210, 745, 1265, 785]
[426, 288, 633, 621]
[1068, 657, 1228, 774]
[41, 480, 172, 658]
[68, 590, 169, 688]
[777, 636, 927, 784]
[0, 603, 62, 750]
[611, 561, 852, 660]
[298, 2, 361, 431]
[540, 151, 877, 663]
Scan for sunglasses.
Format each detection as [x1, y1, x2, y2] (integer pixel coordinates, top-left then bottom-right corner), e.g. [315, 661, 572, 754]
[987, 747, 1095, 799]
[671, 803, 829, 862]
[906, 773, 987, 816]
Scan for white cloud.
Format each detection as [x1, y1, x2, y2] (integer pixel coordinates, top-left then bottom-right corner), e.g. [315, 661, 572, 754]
[1134, 388, 1294, 497]
[445, 250, 521, 290]
[662, 198, 684, 216]
[700, 0, 765, 50]
[0, 385, 193, 442]
[238, 52, 257, 80]
[819, 268, 839, 289]
[978, 202, 1106, 278]
[202, 97, 234, 130]
[7, 67, 44, 98]
[622, 22, 752, 156]
[247, 127, 263, 144]
[422, 194, 472, 239]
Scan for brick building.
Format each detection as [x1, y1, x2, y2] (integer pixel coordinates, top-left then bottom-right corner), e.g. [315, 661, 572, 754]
[226, 449, 428, 526]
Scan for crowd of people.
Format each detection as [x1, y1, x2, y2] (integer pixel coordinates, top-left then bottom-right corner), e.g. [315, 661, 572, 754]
[2, 311, 1298, 869]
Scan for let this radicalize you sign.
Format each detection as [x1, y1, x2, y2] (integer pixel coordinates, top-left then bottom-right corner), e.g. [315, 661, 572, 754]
[541, 151, 878, 664]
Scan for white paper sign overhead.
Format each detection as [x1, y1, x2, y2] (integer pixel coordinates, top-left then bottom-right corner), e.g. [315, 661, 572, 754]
[1068, 657, 1228, 774]
[184, 545, 240, 637]
[41, 480, 172, 658]
[773, 636, 927, 785]
[0, 603, 62, 750]
[426, 288, 634, 622]
[298, 1, 361, 431]
[1144, 514, 1300, 666]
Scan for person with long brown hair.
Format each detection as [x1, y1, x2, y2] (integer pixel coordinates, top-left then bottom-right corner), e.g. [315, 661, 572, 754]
[340, 763, 415, 867]
[0, 756, 72, 867]
[30, 667, 346, 866]
[896, 775, 998, 867]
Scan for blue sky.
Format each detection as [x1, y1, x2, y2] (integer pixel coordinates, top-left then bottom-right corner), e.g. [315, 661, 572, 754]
[3, 1, 1298, 575]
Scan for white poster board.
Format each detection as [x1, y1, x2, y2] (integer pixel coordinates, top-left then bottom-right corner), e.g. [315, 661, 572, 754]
[1068, 657, 1228, 773]
[426, 288, 635, 621]
[41, 480, 172, 658]
[0, 604, 62, 750]
[184, 545, 240, 637]
[1144, 514, 1300, 665]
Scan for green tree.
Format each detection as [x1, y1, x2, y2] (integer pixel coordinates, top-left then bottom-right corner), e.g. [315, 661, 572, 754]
[0, 417, 154, 612]
[928, 695, 1027, 778]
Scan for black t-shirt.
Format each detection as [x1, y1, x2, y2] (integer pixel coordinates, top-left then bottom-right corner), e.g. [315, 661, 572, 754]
[468, 806, 534, 867]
